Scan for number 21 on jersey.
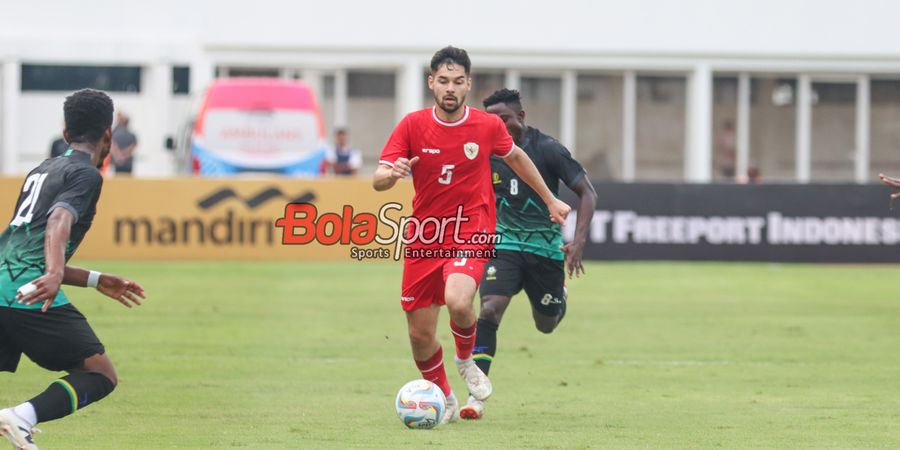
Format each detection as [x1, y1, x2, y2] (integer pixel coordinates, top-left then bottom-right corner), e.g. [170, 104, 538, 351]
[11, 173, 48, 226]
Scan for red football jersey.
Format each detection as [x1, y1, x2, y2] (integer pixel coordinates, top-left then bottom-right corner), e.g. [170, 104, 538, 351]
[380, 106, 514, 247]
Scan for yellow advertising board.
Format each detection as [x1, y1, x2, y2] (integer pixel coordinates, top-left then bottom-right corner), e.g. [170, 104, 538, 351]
[0, 177, 415, 261]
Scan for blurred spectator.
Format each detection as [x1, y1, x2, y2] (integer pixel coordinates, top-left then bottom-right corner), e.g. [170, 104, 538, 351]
[111, 112, 138, 176]
[323, 128, 362, 176]
[737, 165, 762, 184]
[49, 135, 67, 158]
[715, 119, 736, 179]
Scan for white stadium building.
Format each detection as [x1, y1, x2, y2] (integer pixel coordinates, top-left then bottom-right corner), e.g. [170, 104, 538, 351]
[2, 0, 900, 181]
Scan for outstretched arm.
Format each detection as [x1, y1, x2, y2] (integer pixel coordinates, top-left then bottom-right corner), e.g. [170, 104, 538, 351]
[503, 146, 571, 224]
[560, 178, 597, 278]
[63, 265, 145, 308]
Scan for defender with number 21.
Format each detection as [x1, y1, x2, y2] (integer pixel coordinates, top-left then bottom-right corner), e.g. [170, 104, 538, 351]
[0, 89, 145, 450]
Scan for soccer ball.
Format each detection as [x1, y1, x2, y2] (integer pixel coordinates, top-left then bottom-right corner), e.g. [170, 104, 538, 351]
[395, 379, 446, 429]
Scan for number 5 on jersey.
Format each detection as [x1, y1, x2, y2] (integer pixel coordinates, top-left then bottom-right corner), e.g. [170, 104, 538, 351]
[438, 164, 455, 185]
[11, 173, 48, 226]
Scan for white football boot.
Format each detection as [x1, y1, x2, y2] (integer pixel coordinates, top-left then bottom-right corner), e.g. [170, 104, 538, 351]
[455, 357, 492, 401]
[0, 409, 39, 450]
[441, 393, 459, 424]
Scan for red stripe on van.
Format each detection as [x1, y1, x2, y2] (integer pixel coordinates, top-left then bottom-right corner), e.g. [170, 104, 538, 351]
[194, 78, 319, 136]
[205, 78, 317, 110]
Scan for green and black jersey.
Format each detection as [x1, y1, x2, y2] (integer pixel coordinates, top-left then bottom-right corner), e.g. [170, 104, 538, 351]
[492, 127, 586, 260]
[0, 150, 103, 309]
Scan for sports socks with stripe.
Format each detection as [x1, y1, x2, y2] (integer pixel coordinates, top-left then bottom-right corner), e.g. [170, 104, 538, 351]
[450, 320, 477, 360]
[473, 318, 498, 375]
[415, 347, 452, 397]
[28, 372, 115, 423]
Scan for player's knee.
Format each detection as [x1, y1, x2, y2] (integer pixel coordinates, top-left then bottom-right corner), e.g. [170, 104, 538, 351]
[444, 292, 469, 311]
[407, 328, 436, 348]
[479, 296, 508, 324]
[103, 370, 118, 387]
[92, 366, 118, 387]
[82, 354, 118, 387]
[534, 318, 559, 334]
[479, 304, 503, 324]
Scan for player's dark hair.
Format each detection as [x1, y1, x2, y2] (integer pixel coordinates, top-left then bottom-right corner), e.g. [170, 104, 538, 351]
[483, 88, 523, 110]
[430, 46, 471, 75]
[63, 89, 114, 144]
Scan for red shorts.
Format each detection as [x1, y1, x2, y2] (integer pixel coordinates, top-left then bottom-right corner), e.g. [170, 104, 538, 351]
[400, 255, 488, 311]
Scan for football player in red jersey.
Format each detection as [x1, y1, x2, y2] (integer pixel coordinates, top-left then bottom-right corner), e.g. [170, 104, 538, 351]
[374, 46, 570, 423]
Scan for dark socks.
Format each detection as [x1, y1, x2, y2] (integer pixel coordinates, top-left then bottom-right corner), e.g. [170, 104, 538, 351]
[472, 319, 498, 376]
[29, 373, 115, 423]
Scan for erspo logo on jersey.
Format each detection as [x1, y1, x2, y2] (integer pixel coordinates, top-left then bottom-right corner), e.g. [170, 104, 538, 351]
[274, 203, 500, 261]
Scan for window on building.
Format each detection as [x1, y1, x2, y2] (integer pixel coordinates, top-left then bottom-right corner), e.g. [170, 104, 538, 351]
[520, 76, 562, 138]
[635, 75, 686, 181]
[471, 72, 506, 108]
[711, 76, 738, 182]
[810, 81, 856, 182]
[172, 66, 190, 95]
[323, 74, 336, 99]
[226, 67, 280, 78]
[348, 72, 395, 98]
[870, 79, 900, 179]
[576, 74, 623, 180]
[749, 77, 797, 182]
[347, 71, 397, 172]
[21, 64, 141, 92]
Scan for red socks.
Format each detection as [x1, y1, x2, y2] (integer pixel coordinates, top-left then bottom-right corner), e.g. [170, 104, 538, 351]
[450, 321, 477, 360]
[415, 347, 452, 397]
[413, 322, 477, 397]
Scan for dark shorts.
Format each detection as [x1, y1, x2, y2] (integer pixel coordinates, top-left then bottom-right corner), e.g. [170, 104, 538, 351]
[479, 250, 567, 317]
[0, 304, 105, 372]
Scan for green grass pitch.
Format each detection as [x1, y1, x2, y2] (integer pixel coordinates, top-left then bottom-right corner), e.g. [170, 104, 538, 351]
[1, 261, 898, 449]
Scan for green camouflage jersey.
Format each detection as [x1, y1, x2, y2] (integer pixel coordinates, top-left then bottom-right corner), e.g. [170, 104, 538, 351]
[492, 127, 586, 260]
[0, 150, 103, 309]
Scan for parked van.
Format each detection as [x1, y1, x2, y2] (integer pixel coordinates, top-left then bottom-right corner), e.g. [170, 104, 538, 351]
[190, 78, 326, 176]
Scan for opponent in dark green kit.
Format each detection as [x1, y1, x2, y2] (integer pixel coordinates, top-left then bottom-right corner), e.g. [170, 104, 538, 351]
[0, 89, 145, 450]
[460, 89, 597, 420]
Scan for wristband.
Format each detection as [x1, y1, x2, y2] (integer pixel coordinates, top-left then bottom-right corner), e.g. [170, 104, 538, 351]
[87, 270, 101, 288]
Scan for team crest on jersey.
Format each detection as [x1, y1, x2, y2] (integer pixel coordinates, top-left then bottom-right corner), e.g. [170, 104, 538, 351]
[486, 265, 497, 281]
[492, 172, 501, 184]
[464, 142, 479, 160]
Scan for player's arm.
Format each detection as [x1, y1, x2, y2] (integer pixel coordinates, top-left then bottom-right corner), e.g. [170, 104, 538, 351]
[503, 146, 571, 223]
[63, 265, 145, 308]
[560, 178, 597, 278]
[17, 208, 74, 312]
[879, 173, 900, 199]
[375, 116, 414, 191]
[373, 157, 419, 191]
